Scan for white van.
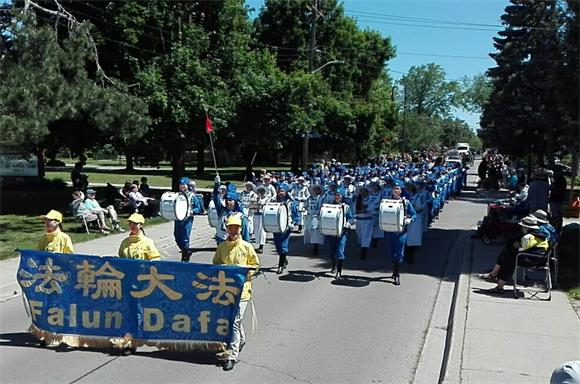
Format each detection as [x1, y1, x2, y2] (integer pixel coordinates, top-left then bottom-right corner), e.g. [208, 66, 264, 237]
[455, 143, 470, 155]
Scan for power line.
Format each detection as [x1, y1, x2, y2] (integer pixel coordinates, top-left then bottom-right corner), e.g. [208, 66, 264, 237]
[346, 9, 560, 32]
[347, 10, 505, 28]
[353, 18, 500, 32]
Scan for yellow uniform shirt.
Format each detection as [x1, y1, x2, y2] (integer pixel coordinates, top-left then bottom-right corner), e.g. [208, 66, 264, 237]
[519, 233, 549, 252]
[37, 228, 74, 254]
[213, 237, 260, 302]
[118, 233, 161, 261]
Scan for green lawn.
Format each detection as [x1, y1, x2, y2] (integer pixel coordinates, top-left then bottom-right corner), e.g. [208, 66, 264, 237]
[45, 164, 292, 188]
[0, 213, 167, 261]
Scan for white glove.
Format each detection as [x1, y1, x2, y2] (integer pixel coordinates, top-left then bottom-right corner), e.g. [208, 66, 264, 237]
[404, 218, 412, 225]
[215, 175, 221, 183]
[345, 222, 352, 230]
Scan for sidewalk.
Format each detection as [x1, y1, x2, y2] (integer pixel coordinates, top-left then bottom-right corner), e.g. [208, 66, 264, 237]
[444, 235, 580, 384]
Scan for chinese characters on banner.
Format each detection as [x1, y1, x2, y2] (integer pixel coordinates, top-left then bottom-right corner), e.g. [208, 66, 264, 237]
[17, 250, 249, 344]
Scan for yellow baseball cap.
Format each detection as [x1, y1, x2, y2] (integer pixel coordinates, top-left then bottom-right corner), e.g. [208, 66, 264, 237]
[127, 213, 145, 224]
[40, 210, 63, 222]
[225, 215, 242, 227]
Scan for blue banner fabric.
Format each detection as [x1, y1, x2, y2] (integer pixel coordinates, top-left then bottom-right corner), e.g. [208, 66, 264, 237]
[17, 250, 248, 345]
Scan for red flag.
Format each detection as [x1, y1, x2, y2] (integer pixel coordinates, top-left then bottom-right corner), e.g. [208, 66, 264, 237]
[205, 115, 214, 134]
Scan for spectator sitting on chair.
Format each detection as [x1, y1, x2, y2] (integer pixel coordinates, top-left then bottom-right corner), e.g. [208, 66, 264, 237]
[70, 191, 110, 234]
[139, 177, 151, 197]
[121, 180, 132, 197]
[84, 189, 125, 232]
[128, 184, 159, 217]
[478, 215, 549, 294]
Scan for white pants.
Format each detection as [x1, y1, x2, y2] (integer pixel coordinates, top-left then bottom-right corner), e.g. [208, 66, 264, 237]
[304, 215, 325, 245]
[253, 214, 266, 246]
[247, 214, 254, 236]
[356, 219, 374, 248]
[228, 300, 248, 361]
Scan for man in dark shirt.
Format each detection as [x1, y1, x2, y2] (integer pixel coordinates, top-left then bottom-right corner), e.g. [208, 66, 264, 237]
[549, 168, 567, 231]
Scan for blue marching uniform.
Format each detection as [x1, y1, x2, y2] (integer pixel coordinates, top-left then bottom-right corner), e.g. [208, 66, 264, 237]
[273, 184, 298, 274]
[386, 188, 417, 285]
[213, 179, 250, 244]
[174, 177, 203, 262]
[326, 202, 355, 278]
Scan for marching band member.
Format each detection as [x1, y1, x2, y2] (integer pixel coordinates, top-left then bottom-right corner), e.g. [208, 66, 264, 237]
[386, 181, 417, 286]
[368, 181, 384, 247]
[38, 210, 74, 254]
[272, 183, 296, 274]
[262, 174, 277, 199]
[118, 213, 161, 261]
[326, 188, 355, 278]
[405, 182, 425, 264]
[354, 185, 373, 260]
[251, 185, 269, 254]
[213, 215, 260, 371]
[213, 185, 250, 245]
[341, 175, 356, 205]
[240, 182, 257, 237]
[304, 183, 325, 255]
[174, 177, 203, 262]
[290, 176, 310, 232]
[323, 181, 339, 204]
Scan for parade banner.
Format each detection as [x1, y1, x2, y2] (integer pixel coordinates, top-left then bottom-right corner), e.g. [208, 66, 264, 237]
[17, 250, 249, 350]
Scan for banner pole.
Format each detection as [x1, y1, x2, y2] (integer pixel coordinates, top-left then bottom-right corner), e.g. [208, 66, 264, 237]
[205, 110, 219, 176]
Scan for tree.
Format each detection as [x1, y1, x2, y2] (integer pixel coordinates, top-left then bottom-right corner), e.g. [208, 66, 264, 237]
[254, 0, 397, 166]
[480, 0, 568, 167]
[460, 73, 492, 114]
[399, 63, 461, 118]
[559, 0, 579, 182]
[0, 16, 149, 161]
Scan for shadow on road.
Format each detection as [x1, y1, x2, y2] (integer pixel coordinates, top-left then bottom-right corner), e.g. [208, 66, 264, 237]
[0, 331, 223, 366]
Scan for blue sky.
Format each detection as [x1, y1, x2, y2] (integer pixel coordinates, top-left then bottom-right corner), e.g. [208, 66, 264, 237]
[246, 0, 509, 129]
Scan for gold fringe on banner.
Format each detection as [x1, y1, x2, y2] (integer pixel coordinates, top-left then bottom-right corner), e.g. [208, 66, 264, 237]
[29, 324, 227, 354]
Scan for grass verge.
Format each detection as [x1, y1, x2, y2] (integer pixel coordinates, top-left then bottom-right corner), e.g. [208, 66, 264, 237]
[0, 213, 167, 261]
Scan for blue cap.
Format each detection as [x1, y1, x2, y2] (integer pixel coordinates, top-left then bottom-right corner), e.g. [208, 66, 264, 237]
[277, 183, 289, 192]
[179, 177, 190, 185]
[394, 180, 405, 188]
[225, 192, 239, 201]
[227, 184, 237, 193]
[335, 187, 346, 197]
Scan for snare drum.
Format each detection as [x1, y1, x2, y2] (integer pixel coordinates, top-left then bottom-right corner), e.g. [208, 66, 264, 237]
[262, 202, 290, 233]
[319, 204, 346, 237]
[379, 199, 405, 233]
[207, 200, 219, 228]
[160, 192, 190, 221]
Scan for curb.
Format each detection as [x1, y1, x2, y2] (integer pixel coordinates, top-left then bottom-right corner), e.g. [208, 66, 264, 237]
[413, 231, 470, 384]
[440, 231, 473, 384]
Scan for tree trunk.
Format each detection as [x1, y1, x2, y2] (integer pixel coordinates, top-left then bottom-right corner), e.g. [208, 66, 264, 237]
[196, 141, 205, 177]
[171, 139, 186, 191]
[125, 149, 134, 171]
[291, 136, 301, 174]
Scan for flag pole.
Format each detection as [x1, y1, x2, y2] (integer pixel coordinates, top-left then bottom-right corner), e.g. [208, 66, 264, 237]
[206, 111, 219, 176]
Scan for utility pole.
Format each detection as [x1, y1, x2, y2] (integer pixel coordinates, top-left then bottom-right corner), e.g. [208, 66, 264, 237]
[301, 0, 320, 173]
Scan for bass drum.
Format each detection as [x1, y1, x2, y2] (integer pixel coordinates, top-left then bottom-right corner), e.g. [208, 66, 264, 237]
[208, 200, 219, 228]
[379, 199, 404, 233]
[262, 202, 289, 233]
[319, 204, 346, 237]
[160, 192, 190, 221]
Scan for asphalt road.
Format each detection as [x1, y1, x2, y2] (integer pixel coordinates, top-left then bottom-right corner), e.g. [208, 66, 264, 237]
[0, 168, 488, 384]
